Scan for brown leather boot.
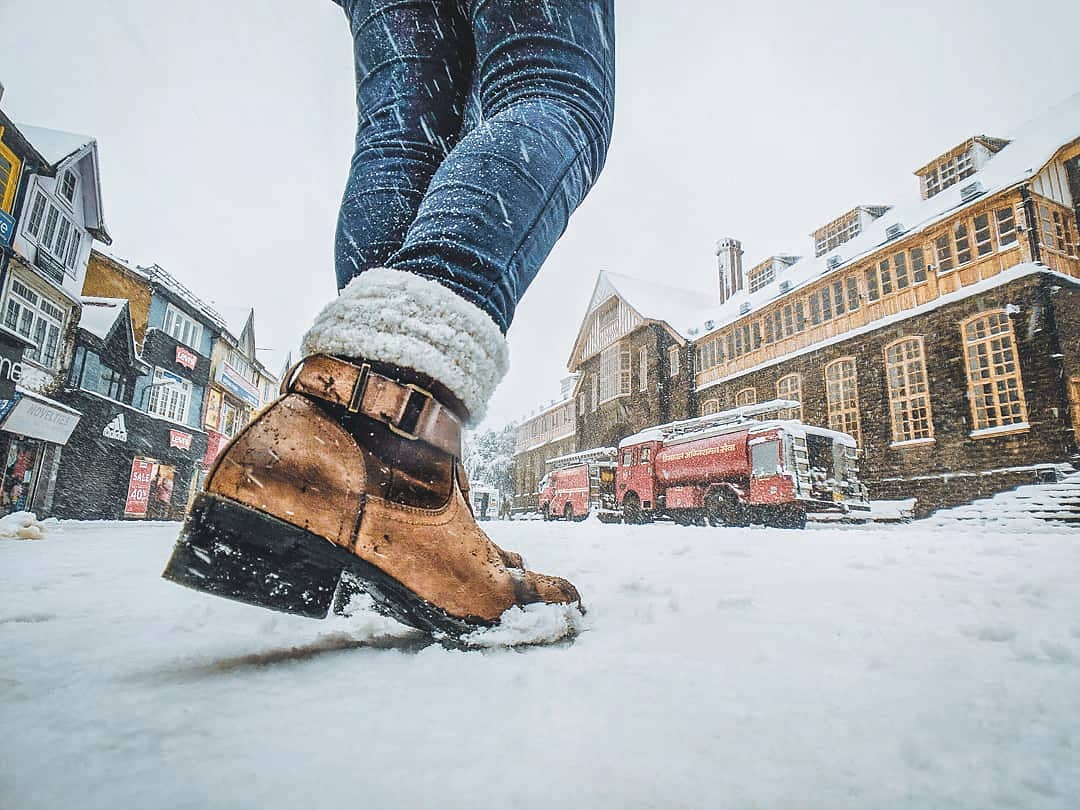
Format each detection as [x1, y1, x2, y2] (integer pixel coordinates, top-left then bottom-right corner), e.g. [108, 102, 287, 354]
[162, 353, 581, 638]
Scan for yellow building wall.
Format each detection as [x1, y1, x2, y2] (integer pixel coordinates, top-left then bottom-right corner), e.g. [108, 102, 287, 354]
[83, 251, 153, 345]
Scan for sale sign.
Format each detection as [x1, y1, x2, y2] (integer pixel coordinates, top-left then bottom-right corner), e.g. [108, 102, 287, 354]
[124, 457, 155, 518]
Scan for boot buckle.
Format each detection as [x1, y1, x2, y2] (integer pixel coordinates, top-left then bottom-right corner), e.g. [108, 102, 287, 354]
[387, 383, 434, 441]
[347, 362, 372, 414]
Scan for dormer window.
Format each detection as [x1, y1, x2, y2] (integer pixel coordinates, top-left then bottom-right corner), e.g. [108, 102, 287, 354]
[812, 207, 890, 257]
[914, 136, 1009, 200]
[59, 169, 78, 206]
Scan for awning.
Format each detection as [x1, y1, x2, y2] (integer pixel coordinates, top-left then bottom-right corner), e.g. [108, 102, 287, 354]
[0, 389, 82, 445]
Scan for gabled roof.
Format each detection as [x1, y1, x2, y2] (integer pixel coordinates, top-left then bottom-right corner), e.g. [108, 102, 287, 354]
[18, 123, 111, 245]
[78, 296, 150, 373]
[16, 124, 94, 166]
[0, 111, 50, 171]
[688, 90, 1080, 341]
[566, 271, 704, 370]
[79, 297, 126, 341]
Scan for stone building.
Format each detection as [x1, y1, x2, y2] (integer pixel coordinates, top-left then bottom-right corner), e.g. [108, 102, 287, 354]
[81, 251, 222, 514]
[512, 92, 1080, 516]
[690, 94, 1080, 514]
[568, 272, 699, 450]
[512, 377, 577, 513]
[52, 297, 209, 520]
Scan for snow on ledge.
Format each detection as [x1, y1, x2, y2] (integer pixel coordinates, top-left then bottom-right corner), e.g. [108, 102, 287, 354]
[970, 422, 1030, 439]
[889, 437, 936, 449]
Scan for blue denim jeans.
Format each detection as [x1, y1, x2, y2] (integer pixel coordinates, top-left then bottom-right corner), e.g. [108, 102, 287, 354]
[335, 0, 615, 334]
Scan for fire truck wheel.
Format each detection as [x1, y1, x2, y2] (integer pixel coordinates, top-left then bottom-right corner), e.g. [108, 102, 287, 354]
[563, 503, 575, 522]
[706, 491, 748, 528]
[622, 493, 643, 525]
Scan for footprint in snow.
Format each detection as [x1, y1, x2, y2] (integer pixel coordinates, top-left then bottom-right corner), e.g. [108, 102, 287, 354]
[960, 624, 1016, 643]
[716, 596, 754, 610]
[0, 613, 55, 625]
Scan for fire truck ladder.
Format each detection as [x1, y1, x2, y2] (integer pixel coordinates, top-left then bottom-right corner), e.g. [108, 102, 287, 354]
[660, 399, 801, 441]
[790, 433, 811, 495]
[546, 446, 617, 472]
[588, 464, 604, 512]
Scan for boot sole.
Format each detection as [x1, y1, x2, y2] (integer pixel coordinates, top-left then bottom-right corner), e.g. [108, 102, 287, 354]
[162, 493, 490, 639]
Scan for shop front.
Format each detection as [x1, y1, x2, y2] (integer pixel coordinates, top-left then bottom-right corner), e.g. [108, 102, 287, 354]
[0, 326, 83, 516]
[51, 390, 207, 520]
[0, 389, 83, 516]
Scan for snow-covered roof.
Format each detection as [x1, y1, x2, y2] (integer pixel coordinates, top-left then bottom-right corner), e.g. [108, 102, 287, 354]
[79, 297, 126, 341]
[16, 124, 94, 166]
[602, 272, 704, 340]
[685, 91, 1080, 340]
[18, 123, 111, 244]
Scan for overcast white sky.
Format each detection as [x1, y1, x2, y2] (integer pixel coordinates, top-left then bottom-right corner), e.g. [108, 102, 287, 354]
[2, 0, 1078, 429]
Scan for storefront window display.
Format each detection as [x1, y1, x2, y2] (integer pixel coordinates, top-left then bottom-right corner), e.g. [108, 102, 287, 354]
[1, 437, 40, 515]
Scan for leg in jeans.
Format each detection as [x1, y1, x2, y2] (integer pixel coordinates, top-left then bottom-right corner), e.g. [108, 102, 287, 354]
[314, 0, 616, 420]
[387, 0, 616, 334]
[333, 0, 474, 288]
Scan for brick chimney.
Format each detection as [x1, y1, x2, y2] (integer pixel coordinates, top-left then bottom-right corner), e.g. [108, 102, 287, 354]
[715, 237, 744, 304]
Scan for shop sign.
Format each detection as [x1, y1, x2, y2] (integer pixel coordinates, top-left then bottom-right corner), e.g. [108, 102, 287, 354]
[204, 429, 227, 465]
[0, 333, 26, 401]
[124, 457, 155, 518]
[1, 394, 81, 445]
[0, 210, 14, 247]
[0, 393, 21, 423]
[217, 363, 260, 408]
[169, 429, 193, 450]
[175, 346, 198, 370]
[103, 413, 128, 442]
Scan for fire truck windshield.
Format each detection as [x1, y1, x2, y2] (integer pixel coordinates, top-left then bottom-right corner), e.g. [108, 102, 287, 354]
[751, 440, 780, 477]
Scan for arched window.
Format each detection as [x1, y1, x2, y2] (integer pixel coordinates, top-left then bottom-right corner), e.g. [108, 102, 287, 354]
[884, 337, 934, 443]
[775, 373, 802, 420]
[735, 387, 756, 407]
[824, 358, 860, 444]
[962, 311, 1028, 432]
[701, 398, 720, 415]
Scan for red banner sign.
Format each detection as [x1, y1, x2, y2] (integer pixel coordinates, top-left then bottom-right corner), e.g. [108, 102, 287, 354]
[124, 457, 155, 517]
[175, 346, 197, 370]
[204, 429, 227, 465]
[169, 429, 193, 450]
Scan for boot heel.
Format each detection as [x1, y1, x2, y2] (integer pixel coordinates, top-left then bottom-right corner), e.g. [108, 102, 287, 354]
[162, 493, 344, 619]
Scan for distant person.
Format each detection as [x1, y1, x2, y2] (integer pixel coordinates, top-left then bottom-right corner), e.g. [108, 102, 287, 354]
[164, 0, 615, 638]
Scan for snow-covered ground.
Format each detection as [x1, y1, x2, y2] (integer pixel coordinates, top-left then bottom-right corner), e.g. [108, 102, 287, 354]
[3, 517, 1079, 809]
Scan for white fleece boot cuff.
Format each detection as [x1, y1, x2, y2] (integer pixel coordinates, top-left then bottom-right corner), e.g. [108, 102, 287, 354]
[300, 268, 508, 424]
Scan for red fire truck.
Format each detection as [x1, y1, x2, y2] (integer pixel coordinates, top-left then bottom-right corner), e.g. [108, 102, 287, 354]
[616, 400, 868, 529]
[538, 448, 619, 521]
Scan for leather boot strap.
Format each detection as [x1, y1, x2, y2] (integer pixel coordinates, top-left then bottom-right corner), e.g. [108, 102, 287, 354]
[283, 354, 462, 456]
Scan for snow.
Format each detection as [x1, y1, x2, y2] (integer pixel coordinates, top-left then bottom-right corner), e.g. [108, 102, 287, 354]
[600, 271, 709, 340]
[970, 422, 1031, 439]
[78, 297, 126, 340]
[4, 516, 1080, 808]
[0, 511, 47, 539]
[15, 123, 94, 167]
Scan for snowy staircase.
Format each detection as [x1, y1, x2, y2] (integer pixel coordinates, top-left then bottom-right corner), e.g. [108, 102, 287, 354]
[922, 468, 1080, 530]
